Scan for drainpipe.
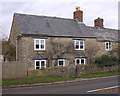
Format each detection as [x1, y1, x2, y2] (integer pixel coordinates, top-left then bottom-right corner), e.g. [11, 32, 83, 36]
[16, 34, 22, 61]
[16, 38, 17, 61]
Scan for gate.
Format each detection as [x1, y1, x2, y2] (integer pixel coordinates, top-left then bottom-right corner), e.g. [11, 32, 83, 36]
[68, 65, 77, 78]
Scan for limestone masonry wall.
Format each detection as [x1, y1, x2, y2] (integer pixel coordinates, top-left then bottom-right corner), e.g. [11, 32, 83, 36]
[2, 61, 118, 79]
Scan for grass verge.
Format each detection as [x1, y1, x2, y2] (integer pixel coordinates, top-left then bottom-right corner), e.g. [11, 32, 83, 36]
[2, 76, 75, 86]
[80, 70, 119, 78]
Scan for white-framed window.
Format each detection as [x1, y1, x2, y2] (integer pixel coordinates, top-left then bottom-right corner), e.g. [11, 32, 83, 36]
[75, 58, 86, 65]
[34, 39, 45, 50]
[58, 59, 65, 67]
[105, 42, 112, 51]
[75, 40, 84, 50]
[35, 60, 46, 69]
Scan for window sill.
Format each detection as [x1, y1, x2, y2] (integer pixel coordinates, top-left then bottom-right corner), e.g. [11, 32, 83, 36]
[33, 50, 46, 52]
[75, 49, 84, 51]
[105, 49, 112, 51]
[34, 49, 45, 51]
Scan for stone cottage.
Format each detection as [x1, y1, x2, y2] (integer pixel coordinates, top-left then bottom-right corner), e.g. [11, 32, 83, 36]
[9, 6, 118, 69]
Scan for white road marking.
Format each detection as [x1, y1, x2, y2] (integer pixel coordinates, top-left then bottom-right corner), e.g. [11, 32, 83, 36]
[87, 86, 119, 93]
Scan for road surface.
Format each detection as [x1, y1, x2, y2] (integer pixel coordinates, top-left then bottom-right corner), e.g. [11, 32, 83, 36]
[2, 76, 119, 95]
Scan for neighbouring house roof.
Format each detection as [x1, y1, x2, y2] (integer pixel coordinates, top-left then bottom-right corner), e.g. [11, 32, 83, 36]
[14, 13, 96, 38]
[88, 27, 119, 42]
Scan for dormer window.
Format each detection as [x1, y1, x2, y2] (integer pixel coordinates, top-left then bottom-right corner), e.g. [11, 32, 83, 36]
[105, 42, 112, 51]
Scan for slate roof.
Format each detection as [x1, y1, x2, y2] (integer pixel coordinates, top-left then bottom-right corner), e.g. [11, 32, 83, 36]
[88, 27, 119, 42]
[15, 13, 96, 38]
[14, 13, 119, 42]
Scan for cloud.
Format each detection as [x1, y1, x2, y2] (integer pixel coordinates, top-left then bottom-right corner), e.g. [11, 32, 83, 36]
[0, 0, 119, 37]
[75, 0, 118, 28]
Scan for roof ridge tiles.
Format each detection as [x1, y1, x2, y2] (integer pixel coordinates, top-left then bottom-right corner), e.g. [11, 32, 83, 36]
[14, 13, 76, 21]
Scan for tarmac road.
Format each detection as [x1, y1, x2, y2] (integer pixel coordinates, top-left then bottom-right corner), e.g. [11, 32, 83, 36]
[2, 76, 119, 95]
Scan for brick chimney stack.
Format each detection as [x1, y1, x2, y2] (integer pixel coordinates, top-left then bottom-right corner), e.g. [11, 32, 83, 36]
[94, 17, 104, 29]
[73, 6, 83, 22]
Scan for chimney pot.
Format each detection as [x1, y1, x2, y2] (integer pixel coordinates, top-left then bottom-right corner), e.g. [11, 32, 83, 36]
[75, 6, 80, 11]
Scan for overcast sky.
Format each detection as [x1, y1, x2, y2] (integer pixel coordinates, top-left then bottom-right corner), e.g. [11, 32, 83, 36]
[0, 0, 119, 38]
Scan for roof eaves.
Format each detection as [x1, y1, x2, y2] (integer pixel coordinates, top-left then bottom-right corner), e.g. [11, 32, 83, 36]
[21, 33, 97, 38]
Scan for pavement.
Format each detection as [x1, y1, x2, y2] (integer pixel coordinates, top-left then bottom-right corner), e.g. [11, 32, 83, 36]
[3, 75, 119, 89]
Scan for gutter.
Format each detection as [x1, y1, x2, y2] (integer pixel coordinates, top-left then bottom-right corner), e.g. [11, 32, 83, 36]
[21, 33, 97, 38]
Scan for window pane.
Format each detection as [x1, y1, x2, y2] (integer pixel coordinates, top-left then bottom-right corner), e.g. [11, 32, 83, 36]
[75, 40, 79, 49]
[40, 40, 44, 49]
[41, 61, 45, 68]
[36, 44, 39, 49]
[106, 43, 109, 49]
[80, 41, 84, 49]
[35, 40, 39, 49]
[76, 40, 79, 45]
[36, 61, 40, 66]
[80, 41, 83, 45]
[59, 61, 63, 66]
[41, 40, 44, 45]
[41, 45, 44, 49]
[76, 45, 79, 49]
[109, 42, 112, 50]
[76, 59, 80, 64]
[80, 45, 83, 49]
[81, 59, 84, 64]
[36, 40, 39, 44]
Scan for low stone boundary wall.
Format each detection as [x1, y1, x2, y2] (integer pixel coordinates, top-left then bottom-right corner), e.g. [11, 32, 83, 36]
[76, 65, 118, 77]
[2, 61, 119, 80]
[28, 67, 68, 78]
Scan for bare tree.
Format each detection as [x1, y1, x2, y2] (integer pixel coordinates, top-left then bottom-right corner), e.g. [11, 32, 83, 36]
[42, 38, 99, 67]
[108, 47, 119, 57]
[83, 40, 99, 64]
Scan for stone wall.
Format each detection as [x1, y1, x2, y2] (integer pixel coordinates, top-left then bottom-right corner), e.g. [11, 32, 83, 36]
[97, 41, 118, 57]
[9, 15, 21, 47]
[28, 65, 118, 78]
[76, 65, 118, 77]
[28, 67, 68, 78]
[2, 61, 29, 80]
[2, 61, 118, 79]
[17, 36, 98, 68]
[17, 36, 118, 69]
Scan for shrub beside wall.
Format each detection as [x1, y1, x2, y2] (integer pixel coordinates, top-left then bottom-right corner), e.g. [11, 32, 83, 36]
[94, 55, 119, 67]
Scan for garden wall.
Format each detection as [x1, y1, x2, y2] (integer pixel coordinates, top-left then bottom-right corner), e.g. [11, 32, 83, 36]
[2, 61, 119, 80]
[28, 67, 69, 78]
[76, 65, 118, 77]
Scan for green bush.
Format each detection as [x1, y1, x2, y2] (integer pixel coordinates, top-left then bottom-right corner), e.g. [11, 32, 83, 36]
[94, 55, 119, 67]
